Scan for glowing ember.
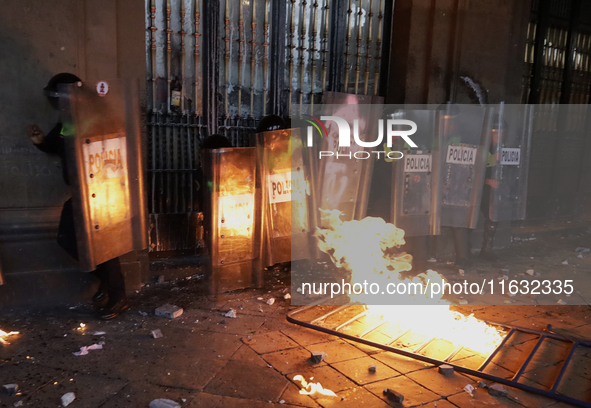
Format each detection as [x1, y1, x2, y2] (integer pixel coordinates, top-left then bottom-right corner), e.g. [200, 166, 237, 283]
[293, 375, 337, 397]
[314, 210, 504, 354]
[0, 329, 19, 344]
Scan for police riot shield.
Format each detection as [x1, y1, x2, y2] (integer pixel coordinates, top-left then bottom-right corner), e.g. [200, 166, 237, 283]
[59, 79, 147, 272]
[202, 147, 262, 294]
[439, 104, 491, 229]
[314, 92, 384, 226]
[391, 109, 442, 236]
[486, 104, 533, 222]
[256, 128, 312, 267]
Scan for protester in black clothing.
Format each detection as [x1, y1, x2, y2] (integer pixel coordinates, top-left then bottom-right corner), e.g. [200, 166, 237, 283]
[26, 73, 128, 320]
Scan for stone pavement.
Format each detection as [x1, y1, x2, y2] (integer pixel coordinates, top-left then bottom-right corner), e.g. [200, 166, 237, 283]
[1, 229, 591, 407]
[1, 274, 591, 408]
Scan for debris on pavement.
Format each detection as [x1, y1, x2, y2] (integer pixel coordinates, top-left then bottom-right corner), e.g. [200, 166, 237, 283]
[155, 304, 183, 319]
[458, 269, 465, 276]
[13, 401, 23, 407]
[458, 299, 468, 305]
[578, 253, 584, 258]
[1, 384, 19, 396]
[383, 388, 404, 403]
[152, 329, 163, 339]
[223, 308, 238, 318]
[478, 381, 487, 388]
[310, 351, 328, 364]
[464, 384, 475, 396]
[526, 269, 535, 276]
[266, 298, 275, 305]
[149, 398, 181, 408]
[368, 364, 377, 373]
[557, 299, 567, 305]
[284, 293, 291, 300]
[92, 331, 106, 336]
[575, 247, 590, 253]
[73, 342, 104, 356]
[61, 392, 76, 407]
[488, 383, 507, 397]
[561, 260, 569, 265]
[438, 364, 454, 376]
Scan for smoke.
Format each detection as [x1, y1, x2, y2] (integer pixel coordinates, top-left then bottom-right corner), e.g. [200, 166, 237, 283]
[460, 76, 487, 106]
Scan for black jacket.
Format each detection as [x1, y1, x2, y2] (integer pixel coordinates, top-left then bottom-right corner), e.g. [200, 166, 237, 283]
[35, 123, 69, 185]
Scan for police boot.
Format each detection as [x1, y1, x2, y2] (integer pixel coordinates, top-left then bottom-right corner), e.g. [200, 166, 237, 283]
[453, 228, 473, 270]
[479, 219, 499, 262]
[408, 236, 429, 273]
[99, 294, 129, 320]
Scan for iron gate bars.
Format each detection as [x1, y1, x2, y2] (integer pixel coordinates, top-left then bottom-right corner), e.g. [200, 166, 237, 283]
[287, 304, 591, 408]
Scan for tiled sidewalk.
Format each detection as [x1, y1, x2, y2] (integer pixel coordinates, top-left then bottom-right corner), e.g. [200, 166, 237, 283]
[2, 277, 590, 408]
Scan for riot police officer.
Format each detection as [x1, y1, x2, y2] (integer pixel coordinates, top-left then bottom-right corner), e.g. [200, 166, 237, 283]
[26, 73, 129, 320]
[479, 122, 501, 261]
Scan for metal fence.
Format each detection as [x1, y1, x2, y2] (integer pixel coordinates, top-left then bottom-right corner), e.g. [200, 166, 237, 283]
[145, 0, 390, 252]
[521, 0, 591, 221]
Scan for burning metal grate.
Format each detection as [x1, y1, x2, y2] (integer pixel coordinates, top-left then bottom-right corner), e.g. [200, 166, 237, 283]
[288, 304, 591, 408]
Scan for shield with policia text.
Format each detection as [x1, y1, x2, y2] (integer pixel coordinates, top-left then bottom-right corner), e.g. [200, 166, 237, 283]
[256, 128, 314, 267]
[58, 79, 147, 272]
[486, 104, 533, 222]
[438, 103, 491, 229]
[312, 92, 384, 227]
[391, 108, 442, 236]
[202, 147, 262, 294]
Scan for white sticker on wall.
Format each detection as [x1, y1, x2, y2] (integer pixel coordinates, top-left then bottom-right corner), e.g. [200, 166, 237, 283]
[96, 81, 109, 97]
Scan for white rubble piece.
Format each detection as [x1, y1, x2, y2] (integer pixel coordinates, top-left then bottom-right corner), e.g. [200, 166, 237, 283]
[2, 384, 19, 396]
[561, 260, 569, 265]
[368, 365, 377, 373]
[284, 293, 291, 300]
[92, 331, 106, 336]
[223, 309, 238, 318]
[578, 253, 584, 259]
[266, 298, 275, 306]
[310, 351, 328, 364]
[155, 304, 183, 319]
[73, 342, 104, 356]
[61, 392, 76, 407]
[488, 383, 507, 397]
[152, 329, 163, 339]
[149, 399, 181, 408]
[464, 384, 475, 396]
[458, 299, 468, 305]
[438, 364, 454, 376]
[383, 388, 404, 403]
[526, 269, 535, 276]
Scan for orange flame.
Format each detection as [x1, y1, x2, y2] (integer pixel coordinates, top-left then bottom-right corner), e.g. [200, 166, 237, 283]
[293, 375, 338, 397]
[0, 329, 19, 345]
[314, 210, 503, 354]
